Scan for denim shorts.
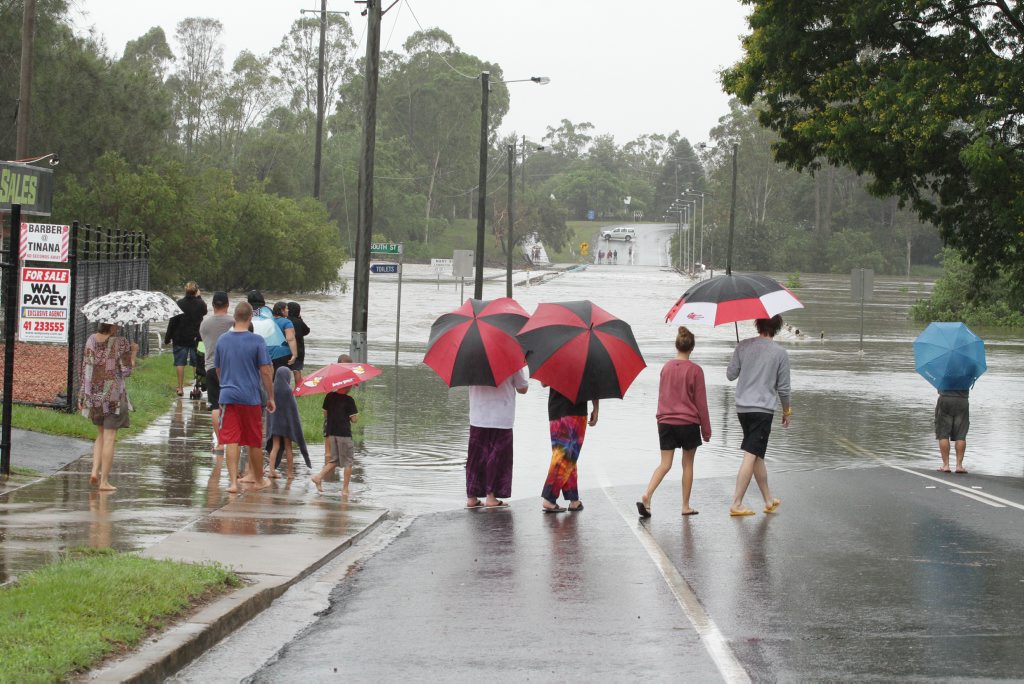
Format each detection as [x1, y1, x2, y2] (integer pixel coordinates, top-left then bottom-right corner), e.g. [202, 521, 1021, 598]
[172, 345, 198, 367]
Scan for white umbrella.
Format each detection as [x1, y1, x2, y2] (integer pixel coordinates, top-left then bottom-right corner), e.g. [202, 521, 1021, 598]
[81, 290, 182, 325]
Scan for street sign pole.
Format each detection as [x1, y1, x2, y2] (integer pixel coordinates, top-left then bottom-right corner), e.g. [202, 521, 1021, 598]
[395, 244, 403, 367]
[1, 205, 21, 478]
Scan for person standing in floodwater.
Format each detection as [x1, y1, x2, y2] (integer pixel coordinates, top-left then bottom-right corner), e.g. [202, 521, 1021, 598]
[726, 315, 791, 517]
[935, 388, 970, 473]
[637, 325, 710, 518]
[465, 368, 529, 509]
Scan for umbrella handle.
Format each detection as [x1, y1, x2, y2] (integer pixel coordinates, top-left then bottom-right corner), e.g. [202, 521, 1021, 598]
[734, 321, 739, 343]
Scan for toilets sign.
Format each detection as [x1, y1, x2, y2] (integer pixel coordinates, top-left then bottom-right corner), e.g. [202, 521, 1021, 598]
[19, 267, 71, 343]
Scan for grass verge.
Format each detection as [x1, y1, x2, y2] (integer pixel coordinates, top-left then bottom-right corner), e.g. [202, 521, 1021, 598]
[11, 353, 178, 440]
[0, 548, 239, 682]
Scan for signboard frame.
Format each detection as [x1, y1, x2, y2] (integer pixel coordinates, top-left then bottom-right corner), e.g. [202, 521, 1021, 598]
[18, 266, 71, 343]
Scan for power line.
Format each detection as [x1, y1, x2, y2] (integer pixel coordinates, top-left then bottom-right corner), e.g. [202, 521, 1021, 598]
[403, 0, 478, 80]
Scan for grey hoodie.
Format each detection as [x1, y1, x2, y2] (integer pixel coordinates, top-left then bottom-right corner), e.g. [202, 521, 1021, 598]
[726, 336, 791, 414]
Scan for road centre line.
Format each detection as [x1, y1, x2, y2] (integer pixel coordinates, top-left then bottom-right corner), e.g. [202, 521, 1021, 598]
[593, 469, 749, 683]
[949, 489, 1005, 508]
[834, 436, 1024, 512]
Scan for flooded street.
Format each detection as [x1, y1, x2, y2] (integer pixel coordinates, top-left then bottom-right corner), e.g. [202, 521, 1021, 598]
[2, 256, 1021, 584]
[285, 259, 1024, 513]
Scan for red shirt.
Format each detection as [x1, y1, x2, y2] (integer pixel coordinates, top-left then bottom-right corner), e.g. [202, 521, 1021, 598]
[656, 359, 711, 441]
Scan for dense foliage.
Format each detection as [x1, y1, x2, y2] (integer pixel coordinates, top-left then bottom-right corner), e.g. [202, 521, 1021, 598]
[722, 0, 1024, 303]
[911, 250, 1024, 327]
[2, 0, 946, 291]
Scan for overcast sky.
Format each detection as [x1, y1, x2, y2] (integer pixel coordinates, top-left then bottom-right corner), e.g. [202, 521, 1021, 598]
[69, 0, 750, 145]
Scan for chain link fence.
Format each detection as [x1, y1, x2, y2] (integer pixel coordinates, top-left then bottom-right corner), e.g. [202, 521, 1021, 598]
[0, 221, 150, 409]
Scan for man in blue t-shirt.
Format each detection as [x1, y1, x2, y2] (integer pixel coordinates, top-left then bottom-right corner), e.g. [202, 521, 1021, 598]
[216, 302, 275, 493]
[268, 301, 298, 370]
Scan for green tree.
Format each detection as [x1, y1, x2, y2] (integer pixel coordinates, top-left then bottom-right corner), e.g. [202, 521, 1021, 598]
[722, 0, 1024, 297]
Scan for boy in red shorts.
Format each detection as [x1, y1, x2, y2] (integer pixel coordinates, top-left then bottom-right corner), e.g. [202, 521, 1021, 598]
[215, 302, 275, 493]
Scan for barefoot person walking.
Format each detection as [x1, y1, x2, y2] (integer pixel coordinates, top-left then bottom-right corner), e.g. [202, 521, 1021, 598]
[79, 324, 138, 491]
[637, 326, 710, 518]
[215, 302, 275, 493]
[726, 315, 791, 516]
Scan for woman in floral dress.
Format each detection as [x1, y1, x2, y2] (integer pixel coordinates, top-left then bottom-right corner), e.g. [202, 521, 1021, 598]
[79, 323, 137, 491]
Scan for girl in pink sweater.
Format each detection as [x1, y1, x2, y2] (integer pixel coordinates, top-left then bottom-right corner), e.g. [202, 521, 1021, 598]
[637, 326, 711, 517]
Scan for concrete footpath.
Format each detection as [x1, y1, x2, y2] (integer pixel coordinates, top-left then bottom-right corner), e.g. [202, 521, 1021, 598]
[0, 400, 388, 682]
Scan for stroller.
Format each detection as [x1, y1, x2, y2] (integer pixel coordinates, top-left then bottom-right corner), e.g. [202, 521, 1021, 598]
[190, 341, 207, 400]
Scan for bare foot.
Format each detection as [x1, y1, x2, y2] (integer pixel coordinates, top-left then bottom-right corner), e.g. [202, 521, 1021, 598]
[681, 507, 699, 515]
[286, 471, 294, 480]
[729, 507, 755, 517]
[98, 482, 117, 492]
[266, 469, 278, 479]
[764, 498, 781, 513]
[341, 489, 350, 498]
[311, 474, 323, 493]
[226, 483, 238, 493]
[240, 475, 256, 484]
[252, 478, 270, 490]
[89, 473, 98, 485]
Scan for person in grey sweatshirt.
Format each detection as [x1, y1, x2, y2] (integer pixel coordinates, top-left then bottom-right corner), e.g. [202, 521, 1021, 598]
[726, 315, 791, 516]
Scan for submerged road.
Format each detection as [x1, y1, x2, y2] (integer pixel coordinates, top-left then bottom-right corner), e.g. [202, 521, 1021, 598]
[246, 464, 1024, 681]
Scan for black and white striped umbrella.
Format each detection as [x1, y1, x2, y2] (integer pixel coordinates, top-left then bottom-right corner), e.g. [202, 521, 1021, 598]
[81, 290, 182, 325]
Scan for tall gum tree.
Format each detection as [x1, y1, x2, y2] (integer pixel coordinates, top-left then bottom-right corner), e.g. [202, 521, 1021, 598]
[722, 0, 1024, 297]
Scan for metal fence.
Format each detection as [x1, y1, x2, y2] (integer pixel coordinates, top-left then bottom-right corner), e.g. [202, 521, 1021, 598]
[0, 221, 150, 410]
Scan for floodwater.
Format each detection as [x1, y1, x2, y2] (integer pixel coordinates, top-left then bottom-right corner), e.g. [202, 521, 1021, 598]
[284, 261, 1024, 513]
[1, 258, 1021, 583]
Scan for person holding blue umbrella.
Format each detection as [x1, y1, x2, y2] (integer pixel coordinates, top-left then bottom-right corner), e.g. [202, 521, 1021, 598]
[913, 322, 987, 474]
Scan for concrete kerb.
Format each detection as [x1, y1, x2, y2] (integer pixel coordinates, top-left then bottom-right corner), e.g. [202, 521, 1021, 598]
[87, 508, 391, 683]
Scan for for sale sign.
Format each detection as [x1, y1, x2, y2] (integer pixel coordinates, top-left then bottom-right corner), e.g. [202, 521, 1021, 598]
[19, 267, 70, 343]
[20, 222, 70, 262]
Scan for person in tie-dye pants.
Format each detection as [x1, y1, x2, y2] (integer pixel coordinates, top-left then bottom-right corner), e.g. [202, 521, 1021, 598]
[541, 388, 599, 512]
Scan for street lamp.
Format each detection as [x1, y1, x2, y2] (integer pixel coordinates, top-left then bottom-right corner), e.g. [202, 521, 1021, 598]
[670, 198, 696, 273]
[474, 73, 549, 300]
[681, 189, 708, 274]
[506, 138, 546, 297]
[300, 4, 350, 200]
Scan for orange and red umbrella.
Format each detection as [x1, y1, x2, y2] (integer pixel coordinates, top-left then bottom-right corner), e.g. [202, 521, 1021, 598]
[517, 300, 646, 403]
[424, 298, 530, 387]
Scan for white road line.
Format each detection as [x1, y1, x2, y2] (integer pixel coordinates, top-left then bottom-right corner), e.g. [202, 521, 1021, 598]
[834, 437, 1024, 512]
[596, 477, 749, 684]
[949, 489, 1006, 508]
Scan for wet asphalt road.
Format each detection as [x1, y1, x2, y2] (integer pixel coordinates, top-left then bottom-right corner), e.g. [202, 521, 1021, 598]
[254, 466, 1024, 682]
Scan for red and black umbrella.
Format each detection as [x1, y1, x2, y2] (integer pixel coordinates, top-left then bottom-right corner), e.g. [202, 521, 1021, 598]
[424, 298, 529, 387]
[517, 301, 646, 403]
[665, 273, 803, 327]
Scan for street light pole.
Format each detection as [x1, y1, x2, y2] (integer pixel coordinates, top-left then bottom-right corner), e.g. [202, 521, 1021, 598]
[506, 139, 514, 298]
[473, 71, 490, 300]
[474, 76, 549, 300]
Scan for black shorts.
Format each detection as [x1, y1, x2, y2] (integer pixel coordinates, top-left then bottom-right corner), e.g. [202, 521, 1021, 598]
[206, 368, 221, 411]
[658, 423, 702, 451]
[738, 411, 774, 459]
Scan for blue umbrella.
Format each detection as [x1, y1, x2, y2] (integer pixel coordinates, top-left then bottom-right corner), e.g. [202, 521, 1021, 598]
[913, 322, 986, 391]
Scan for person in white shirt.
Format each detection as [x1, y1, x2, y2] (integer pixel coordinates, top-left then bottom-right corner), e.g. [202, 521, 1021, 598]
[465, 368, 529, 508]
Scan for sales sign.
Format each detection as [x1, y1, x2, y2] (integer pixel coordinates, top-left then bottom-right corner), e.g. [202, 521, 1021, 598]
[19, 267, 70, 343]
[0, 161, 54, 216]
[20, 222, 70, 262]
